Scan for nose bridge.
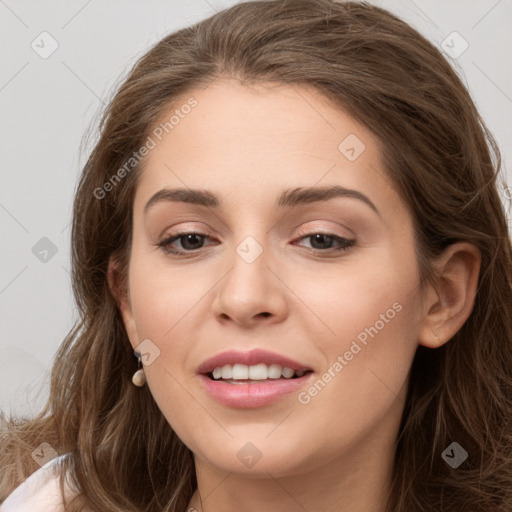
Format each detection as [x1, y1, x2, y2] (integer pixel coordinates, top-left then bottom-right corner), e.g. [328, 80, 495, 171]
[226, 232, 272, 300]
[213, 228, 288, 324]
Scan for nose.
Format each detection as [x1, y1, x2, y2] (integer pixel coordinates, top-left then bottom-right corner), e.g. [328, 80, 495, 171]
[212, 237, 288, 328]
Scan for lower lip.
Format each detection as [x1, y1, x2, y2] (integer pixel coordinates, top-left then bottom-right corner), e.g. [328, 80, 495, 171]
[198, 373, 314, 408]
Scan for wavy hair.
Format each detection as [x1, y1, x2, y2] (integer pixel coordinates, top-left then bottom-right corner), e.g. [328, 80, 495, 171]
[1, 1, 511, 510]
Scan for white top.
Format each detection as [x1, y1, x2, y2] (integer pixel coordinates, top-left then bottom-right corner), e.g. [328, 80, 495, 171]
[0, 454, 70, 511]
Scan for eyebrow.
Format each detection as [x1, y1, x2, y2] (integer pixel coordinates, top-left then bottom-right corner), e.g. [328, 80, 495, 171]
[143, 185, 380, 216]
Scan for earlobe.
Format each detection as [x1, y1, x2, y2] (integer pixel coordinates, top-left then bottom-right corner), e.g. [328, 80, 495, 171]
[418, 242, 481, 349]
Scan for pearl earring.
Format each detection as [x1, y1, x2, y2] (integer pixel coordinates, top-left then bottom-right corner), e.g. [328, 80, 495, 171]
[132, 352, 146, 387]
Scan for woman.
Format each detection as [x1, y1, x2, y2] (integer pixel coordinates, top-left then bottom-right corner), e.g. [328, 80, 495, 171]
[1, 0, 511, 511]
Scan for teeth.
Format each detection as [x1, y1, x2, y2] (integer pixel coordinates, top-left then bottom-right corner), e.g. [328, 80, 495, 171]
[249, 363, 268, 380]
[232, 364, 249, 380]
[221, 366, 232, 379]
[210, 363, 308, 381]
[282, 367, 295, 378]
[267, 364, 282, 379]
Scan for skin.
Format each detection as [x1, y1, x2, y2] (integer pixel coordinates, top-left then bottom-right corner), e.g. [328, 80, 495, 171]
[109, 78, 481, 512]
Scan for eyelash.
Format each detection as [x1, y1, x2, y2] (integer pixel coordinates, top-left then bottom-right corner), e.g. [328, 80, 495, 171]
[156, 230, 356, 257]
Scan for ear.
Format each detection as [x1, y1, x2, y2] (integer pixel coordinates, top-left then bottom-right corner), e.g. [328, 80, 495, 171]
[418, 242, 481, 348]
[107, 255, 139, 349]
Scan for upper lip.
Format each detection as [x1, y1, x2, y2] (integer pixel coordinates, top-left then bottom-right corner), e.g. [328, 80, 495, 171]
[197, 348, 313, 375]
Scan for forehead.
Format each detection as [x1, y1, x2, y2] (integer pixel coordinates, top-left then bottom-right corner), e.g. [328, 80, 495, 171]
[132, 78, 400, 218]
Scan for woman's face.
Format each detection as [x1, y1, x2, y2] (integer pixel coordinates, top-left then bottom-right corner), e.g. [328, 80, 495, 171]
[117, 78, 426, 478]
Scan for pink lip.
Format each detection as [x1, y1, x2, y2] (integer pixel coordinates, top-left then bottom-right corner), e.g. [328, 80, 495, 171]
[196, 348, 314, 408]
[198, 373, 315, 408]
[196, 348, 312, 375]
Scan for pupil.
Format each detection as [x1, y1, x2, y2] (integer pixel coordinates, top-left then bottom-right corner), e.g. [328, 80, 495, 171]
[182, 234, 203, 250]
[311, 234, 333, 249]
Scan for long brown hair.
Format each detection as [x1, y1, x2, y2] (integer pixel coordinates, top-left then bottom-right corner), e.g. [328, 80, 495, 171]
[1, 1, 511, 510]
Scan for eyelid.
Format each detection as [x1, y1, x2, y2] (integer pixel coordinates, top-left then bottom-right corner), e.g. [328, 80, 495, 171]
[294, 223, 354, 239]
[157, 222, 352, 244]
[156, 221, 211, 239]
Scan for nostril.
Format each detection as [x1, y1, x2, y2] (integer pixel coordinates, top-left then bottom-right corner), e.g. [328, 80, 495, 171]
[259, 312, 271, 318]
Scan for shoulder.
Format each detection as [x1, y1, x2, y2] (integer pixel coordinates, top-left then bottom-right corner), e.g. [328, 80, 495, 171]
[0, 454, 71, 512]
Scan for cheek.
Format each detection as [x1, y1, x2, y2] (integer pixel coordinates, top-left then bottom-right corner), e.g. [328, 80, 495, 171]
[125, 250, 210, 415]
[287, 244, 420, 353]
[286, 295, 419, 468]
[289, 248, 421, 425]
[127, 252, 200, 340]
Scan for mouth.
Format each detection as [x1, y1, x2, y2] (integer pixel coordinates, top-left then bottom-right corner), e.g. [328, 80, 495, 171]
[205, 363, 313, 383]
[197, 348, 314, 381]
[196, 349, 315, 407]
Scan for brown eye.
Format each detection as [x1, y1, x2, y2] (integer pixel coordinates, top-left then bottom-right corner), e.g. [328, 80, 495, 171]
[157, 231, 213, 255]
[294, 232, 355, 253]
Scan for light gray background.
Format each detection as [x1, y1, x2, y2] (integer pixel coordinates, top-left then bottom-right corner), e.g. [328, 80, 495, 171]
[1, 0, 511, 416]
